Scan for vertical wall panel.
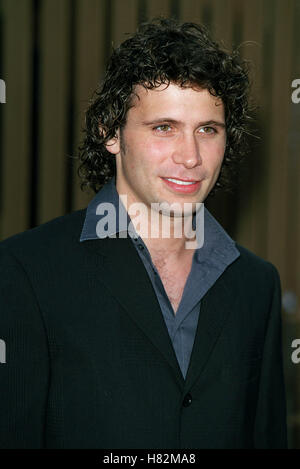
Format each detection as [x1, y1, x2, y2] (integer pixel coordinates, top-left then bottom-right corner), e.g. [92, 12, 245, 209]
[37, 0, 71, 224]
[205, 1, 236, 236]
[266, 0, 294, 278]
[234, 0, 265, 256]
[1, 0, 32, 239]
[146, 0, 171, 19]
[111, 0, 138, 46]
[210, 0, 234, 47]
[179, 0, 202, 22]
[179, 0, 210, 24]
[285, 0, 300, 445]
[72, 0, 107, 211]
[285, 0, 300, 310]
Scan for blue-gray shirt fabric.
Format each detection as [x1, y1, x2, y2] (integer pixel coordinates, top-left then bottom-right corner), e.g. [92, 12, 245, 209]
[80, 178, 240, 378]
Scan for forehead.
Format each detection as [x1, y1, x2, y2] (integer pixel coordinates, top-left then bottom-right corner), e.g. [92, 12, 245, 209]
[128, 82, 224, 120]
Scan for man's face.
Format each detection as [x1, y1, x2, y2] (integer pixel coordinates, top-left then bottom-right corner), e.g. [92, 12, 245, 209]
[106, 82, 226, 215]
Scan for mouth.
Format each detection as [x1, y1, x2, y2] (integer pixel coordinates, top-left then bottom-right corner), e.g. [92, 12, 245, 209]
[161, 177, 202, 193]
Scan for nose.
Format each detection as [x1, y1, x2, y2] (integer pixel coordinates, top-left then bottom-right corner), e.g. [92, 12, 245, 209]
[172, 132, 202, 168]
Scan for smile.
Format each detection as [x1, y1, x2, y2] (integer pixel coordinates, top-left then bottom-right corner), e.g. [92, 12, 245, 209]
[164, 178, 197, 186]
[161, 177, 202, 193]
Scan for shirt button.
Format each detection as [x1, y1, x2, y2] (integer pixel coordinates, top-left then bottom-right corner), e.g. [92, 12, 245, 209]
[182, 393, 192, 407]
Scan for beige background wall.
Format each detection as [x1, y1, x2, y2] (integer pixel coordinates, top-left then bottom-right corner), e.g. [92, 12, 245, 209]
[0, 0, 299, 448]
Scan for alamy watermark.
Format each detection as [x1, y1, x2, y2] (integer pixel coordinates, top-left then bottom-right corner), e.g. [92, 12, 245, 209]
[291, 79, 300, 104]
[0, 339, 6, 363]
[291, 339, 300, 364]
[95, 195, 205, 250]
[0, 79, 6, 104]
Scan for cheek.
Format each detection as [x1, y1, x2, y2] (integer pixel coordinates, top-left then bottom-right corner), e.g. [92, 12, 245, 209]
[141, 137, 173, 162]
[203, 140, 225, 167]
[215, 143, 226, 165]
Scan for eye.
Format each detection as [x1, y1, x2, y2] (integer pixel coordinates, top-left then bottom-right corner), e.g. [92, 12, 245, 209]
[154, 124, 172, 133]
[199, 126, 217, 134]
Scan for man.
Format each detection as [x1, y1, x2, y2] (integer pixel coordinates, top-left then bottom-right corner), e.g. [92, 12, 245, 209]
[0, 18, 287, 448]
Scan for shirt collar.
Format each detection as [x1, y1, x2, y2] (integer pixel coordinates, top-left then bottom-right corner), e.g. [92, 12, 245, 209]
[79, 176, 240, 265]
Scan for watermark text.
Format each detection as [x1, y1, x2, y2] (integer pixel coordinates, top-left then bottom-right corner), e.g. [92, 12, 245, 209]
[95, 196, 205, 249]
[0, 339, 6, 363]
[291, 339, 300, 364]
[0, 79, 6, 104]
[291, 79, 300, 103]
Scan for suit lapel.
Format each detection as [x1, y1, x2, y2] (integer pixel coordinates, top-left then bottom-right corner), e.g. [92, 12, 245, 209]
[183, 269, 237, 391]
[82, 235, 185, 388]
[81, 232, 238, 393]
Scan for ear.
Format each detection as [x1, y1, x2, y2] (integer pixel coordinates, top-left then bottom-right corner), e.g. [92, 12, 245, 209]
[104, 128, 120, 155]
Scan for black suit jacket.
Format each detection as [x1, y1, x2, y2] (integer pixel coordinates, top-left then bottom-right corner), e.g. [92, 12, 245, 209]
[0, 209, 288, 448]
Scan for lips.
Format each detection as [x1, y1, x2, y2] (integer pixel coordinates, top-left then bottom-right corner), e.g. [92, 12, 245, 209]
[162, 177, 199, 181]
[161, 177, 202, 193]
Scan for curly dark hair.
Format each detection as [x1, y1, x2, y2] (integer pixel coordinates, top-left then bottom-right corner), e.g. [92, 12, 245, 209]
[78, 17, 253, 197]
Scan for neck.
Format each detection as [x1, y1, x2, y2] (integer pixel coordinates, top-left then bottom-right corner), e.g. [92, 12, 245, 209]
[128, 202, 197, 260]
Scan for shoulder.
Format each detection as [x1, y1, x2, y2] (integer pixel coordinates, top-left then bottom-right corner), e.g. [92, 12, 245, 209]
[228, 242, 281, 292]
[0, 209, 87, 266]
[234, 243, 279, 273]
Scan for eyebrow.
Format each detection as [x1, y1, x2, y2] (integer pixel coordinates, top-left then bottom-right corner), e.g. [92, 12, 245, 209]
[141, 118, 226, 128]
